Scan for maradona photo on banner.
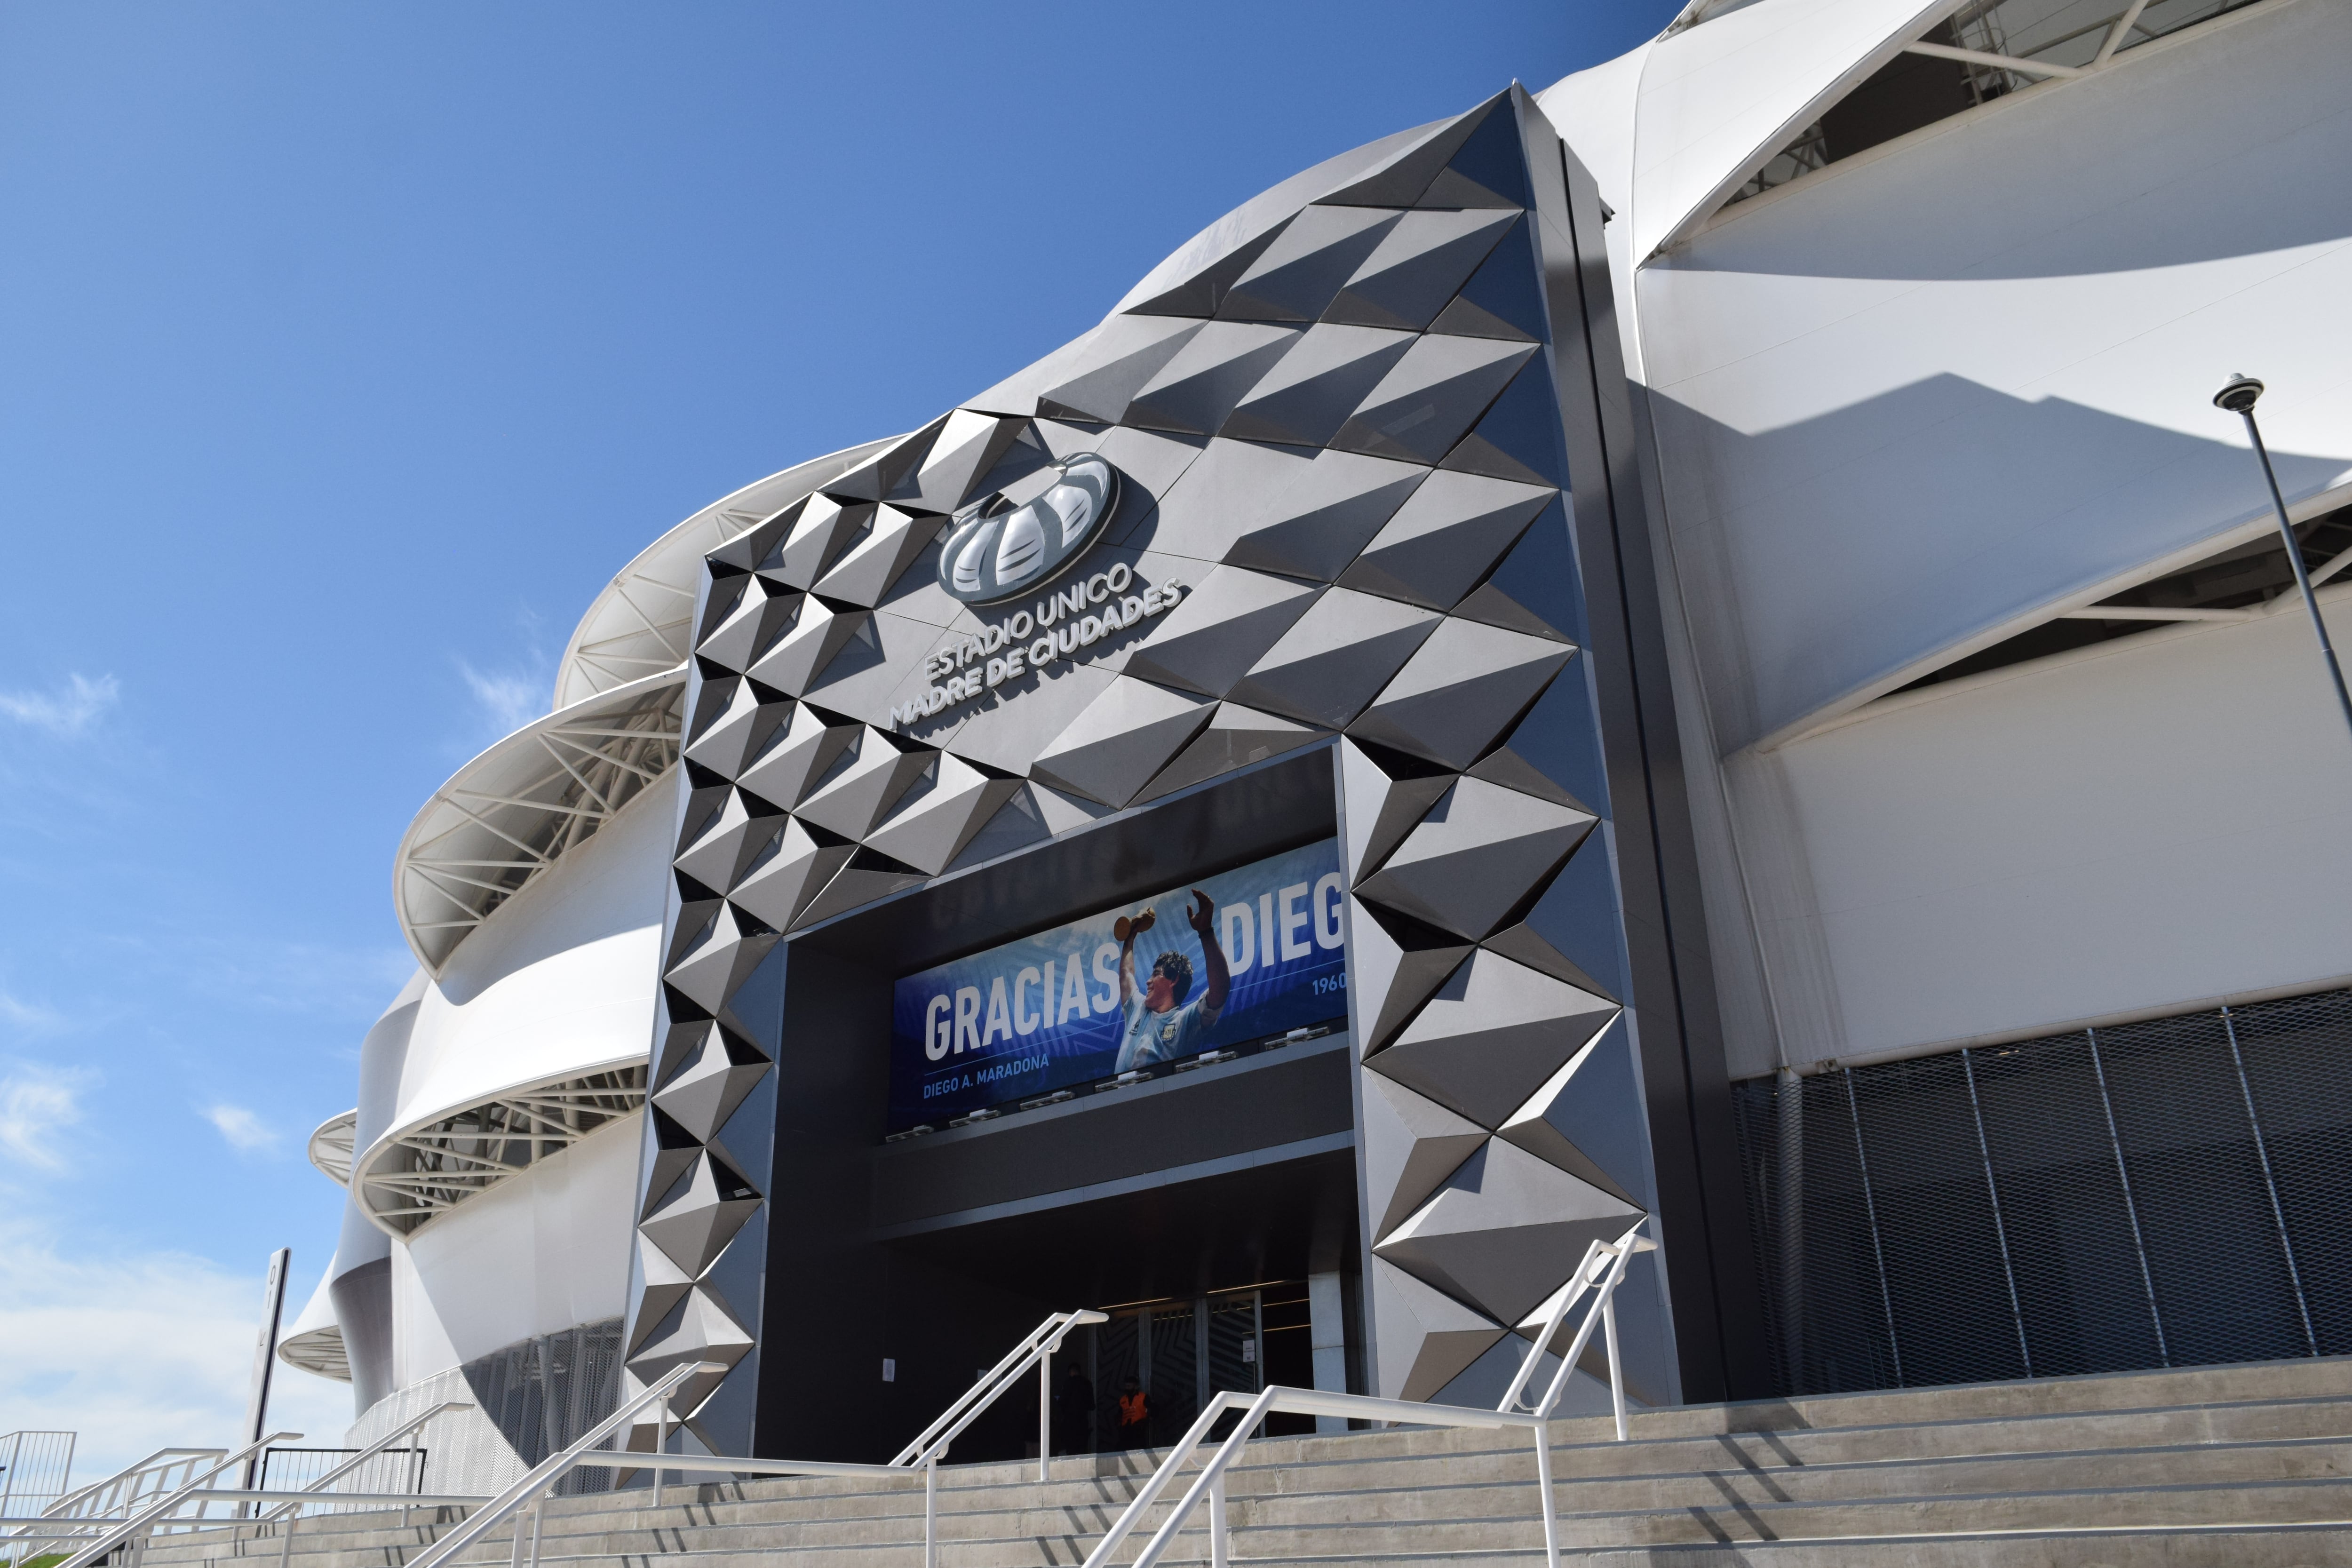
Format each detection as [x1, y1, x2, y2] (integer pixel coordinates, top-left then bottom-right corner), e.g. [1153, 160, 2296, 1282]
[886, 839, 1349, 1130]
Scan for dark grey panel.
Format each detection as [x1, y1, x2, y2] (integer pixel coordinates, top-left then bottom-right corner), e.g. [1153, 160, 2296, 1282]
[1220, 323, 1416, 448]
[1123, 323, 1303, 437]
[1346, 618, 1574, 772]
[1328, 336, 1536, 467]
[1325, 208, 1519, 332]
[1227, 589, 1440, 730]
[1336, 471, 1556, 612]
[872, 1043, 1354, 1228]
[1217, 206, 1402, 325]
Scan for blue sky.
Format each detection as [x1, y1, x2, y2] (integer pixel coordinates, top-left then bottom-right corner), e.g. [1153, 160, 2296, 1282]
[0, 0, 1677, 1472]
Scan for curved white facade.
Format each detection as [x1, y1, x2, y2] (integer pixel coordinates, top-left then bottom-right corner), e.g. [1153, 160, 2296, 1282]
[1539, 0, 2352, 1073]
[290, 450, 867, 1449]
[284, 0, 2347, 1452]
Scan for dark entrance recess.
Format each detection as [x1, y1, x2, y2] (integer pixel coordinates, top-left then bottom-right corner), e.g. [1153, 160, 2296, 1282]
[751, 747, 1362, 1464]
[1073, 1281, 1319, 1452]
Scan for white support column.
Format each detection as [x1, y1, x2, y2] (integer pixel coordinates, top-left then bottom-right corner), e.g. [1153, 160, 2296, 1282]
[1308, 1272, 1348, 1434]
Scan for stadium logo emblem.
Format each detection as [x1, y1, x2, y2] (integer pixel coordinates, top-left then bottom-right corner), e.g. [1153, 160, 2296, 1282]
[937, 453, 1120, 605]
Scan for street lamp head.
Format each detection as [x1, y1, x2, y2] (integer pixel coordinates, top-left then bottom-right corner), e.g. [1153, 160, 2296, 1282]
[2214, 373, 2265, 414]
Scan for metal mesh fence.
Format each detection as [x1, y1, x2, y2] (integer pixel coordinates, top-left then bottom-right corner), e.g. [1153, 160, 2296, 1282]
[456, 1319, 624, 1494]
[255, 1448, 428, 1515]
[1732, 987, 2352, 1395]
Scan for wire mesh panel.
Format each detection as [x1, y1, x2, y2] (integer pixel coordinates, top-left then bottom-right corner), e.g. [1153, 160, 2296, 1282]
[256, 1449, 427, 1515]
[1851, 1052, 2028, 1387]
[2230, 991, 2352, 1355]
[2092, 1013, 2310, 1367]
[1732, 987, 2352, 1397]
[456, 1320, 623, 1495]
[1969, 1036, 2164, 1376]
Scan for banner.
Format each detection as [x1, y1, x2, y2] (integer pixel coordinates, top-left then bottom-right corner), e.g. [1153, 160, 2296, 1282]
[887, 839, 1348, 1132]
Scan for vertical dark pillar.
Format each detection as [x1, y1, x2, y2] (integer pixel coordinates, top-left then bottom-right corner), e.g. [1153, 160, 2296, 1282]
[1521, 90, 1768, 1401]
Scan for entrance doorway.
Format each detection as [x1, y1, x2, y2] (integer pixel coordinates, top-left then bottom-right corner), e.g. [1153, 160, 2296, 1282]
[1073, 1281, 1319, 1451]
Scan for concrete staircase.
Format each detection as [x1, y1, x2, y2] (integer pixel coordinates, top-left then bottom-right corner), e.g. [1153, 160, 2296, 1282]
[142, 1358, 2352, 1568]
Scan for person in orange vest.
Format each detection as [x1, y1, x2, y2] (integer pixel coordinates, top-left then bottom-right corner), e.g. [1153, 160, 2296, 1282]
[1115, 1377, 1149, 1448]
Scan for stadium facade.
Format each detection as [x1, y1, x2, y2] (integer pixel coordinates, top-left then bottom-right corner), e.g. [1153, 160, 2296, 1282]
[283, 0, 2352, 1487]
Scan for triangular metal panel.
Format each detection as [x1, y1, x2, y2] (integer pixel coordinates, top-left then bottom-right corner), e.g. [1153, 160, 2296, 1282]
[1438, 359, 1569, 489]
[1495, 1014, 1648, 1208]
[1368, 1256, 1507, 1404]
[1374, 1138, 1645, 1323]
[1484, 833, 1628, 1004]
[1120, 566, 1323, 698]
[1355, 776, 1597, 941]
[727, 816, 856, 932]
[1226, 588, 1440, 731]
[1454, 494, 1584, 645]
[1319, 93, 1505, 208]
[1122, 323, 1303, 438]
[1028, 677, 1217, 809]
[1368, 949, 1621, 1129]
[1327, 336, 1539, 467]
[1337, 737, 1456, 883]
[1349, 618, 1574, 772]
[1324, 208, 1519, 332]
[1361, 1072, 1491, 1243]
[1336, 471, 1556, 612]
[1130, 701, 1329, 805]
[1216, 206, 1402, 325]
[1428, 215, 1549, 343]
[1349, 896, 1474, 1057]
[1219, 323, 1416, 449]
[1038, 318, 1208, 423]
[1222, 450, 1427, 584]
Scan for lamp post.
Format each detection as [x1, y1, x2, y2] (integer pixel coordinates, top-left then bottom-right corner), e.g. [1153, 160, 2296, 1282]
[2213, 374, 2352, 747]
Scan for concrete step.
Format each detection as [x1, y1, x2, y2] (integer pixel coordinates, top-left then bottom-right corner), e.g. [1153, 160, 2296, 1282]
[127, 1359, 2352, 1568]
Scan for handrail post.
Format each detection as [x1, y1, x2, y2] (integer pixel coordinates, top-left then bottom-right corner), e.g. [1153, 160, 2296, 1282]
[1208, 1471, 1228, 1568]
[527, 1492, 547, 1568]
[922, 1457, 937, 1568]
[1603, 1292, 1627, 1441]
[1038, 1345, 1052, 1484]
[653, 1401, 668, 1510]
[1532, 1430, 1559, 1568]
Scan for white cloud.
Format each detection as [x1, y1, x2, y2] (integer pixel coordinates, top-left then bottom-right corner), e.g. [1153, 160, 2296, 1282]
[0, 1221, 355, 1481]
[0, 989, 66, 1034]
[0, 1063, 92, 1170]
[458, 661, 546, 735]
[0, 672, 121, 736]
[203, 1103, 277, 1154]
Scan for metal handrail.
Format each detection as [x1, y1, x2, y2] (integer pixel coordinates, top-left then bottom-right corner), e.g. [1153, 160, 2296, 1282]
[1079, 1386, 1565, 1568]
[260, 1401, 473, 1524]
[39, 1449, 221, 1525]
[52, 1432, 300, 1568]
[404, 1361, 715, 1568]
[412, 1308, 1111, 1568]
[1496, 1219, 1653, 1439]
[888, 1309, 1109, 1480]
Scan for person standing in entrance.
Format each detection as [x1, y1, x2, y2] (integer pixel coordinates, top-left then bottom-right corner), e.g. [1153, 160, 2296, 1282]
[1114, 1376, 1149, 1449]
[1113, 890, 1231, 1074]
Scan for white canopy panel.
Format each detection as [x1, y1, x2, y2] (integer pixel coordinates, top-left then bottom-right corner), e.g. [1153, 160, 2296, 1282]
[553, 438, 897, 712]
[395, 669, 685, 977]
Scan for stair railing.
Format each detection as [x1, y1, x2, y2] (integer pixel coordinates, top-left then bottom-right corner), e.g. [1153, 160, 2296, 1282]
[404, 1361, 718, 1568]
[1079, 1386, 1566, 1568]
[2, 1446, 211, 1562]
[1496, 1219, 1654, 1439]
[417, 1308, 1115, 1568]
[50, 1432, 301, 1568]
[888, 1309, 1109, 1481]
